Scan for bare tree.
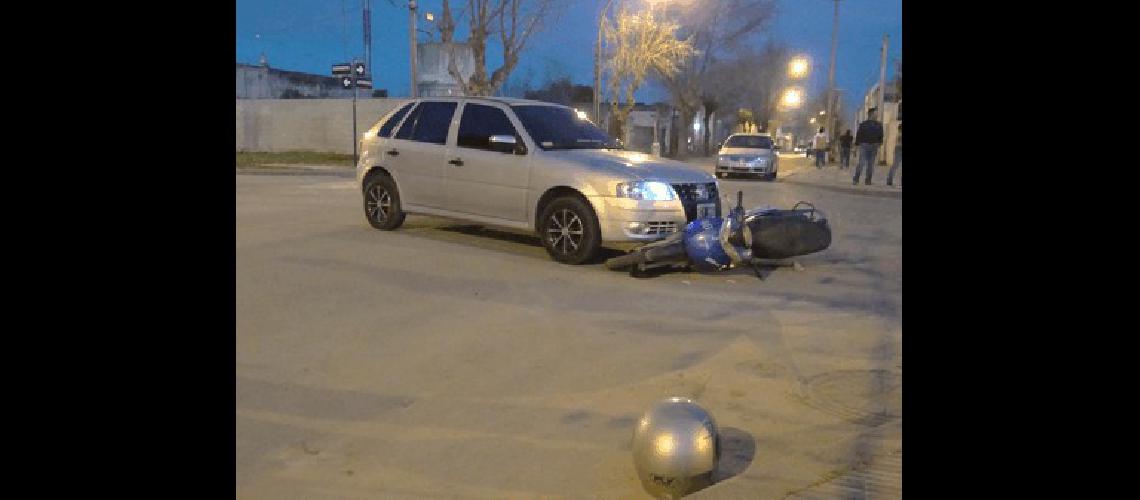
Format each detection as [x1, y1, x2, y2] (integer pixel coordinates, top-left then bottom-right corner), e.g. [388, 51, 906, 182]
[602, 8, 695, 143]
[437, 0, 559, 96]
[655, 0, 778, 158]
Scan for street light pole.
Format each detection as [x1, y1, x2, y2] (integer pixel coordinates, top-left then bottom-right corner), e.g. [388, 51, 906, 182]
[409, 1, 418, 98]
[826, 0, 840, 162]
[594, 0, 617, 124]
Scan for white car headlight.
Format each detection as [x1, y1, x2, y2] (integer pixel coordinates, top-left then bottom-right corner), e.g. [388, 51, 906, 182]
[616, 181, 677, 201]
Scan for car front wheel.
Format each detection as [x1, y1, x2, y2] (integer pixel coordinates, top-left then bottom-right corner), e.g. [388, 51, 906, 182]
[539, 196, 601, 264]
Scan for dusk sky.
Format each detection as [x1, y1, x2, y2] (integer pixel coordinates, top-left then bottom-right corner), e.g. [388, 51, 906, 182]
[236, 0, 901, 123]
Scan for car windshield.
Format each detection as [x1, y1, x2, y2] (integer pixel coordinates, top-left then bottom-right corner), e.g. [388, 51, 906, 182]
[725, 135, 773, 149]
[511, 105, 622, 150]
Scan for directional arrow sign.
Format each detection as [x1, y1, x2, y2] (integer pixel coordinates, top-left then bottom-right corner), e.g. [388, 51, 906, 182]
[354, 62, 366, 76]
[332, 63, 353, 75]
[356, 79, 373, 89]
[341, 76, 354, 89]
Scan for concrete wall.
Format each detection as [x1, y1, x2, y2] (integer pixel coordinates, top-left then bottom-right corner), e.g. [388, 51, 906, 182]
[236, 98, 407, 154]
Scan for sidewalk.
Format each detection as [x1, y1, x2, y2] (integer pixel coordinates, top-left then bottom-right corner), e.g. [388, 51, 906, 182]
[236, 163, 355, 177]
[681, 154, 901, 198]
[779, 154, 902, 194]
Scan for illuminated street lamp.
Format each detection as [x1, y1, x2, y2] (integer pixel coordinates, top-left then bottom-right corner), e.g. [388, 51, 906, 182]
[780, 87, 803, 108]
[819, 110, 826, 115]
[788, 56, 810, 79]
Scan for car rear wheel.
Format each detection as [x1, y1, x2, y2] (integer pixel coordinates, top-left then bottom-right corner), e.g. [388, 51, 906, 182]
[363, 174, 406, 230]
[539, 196, 601, 264]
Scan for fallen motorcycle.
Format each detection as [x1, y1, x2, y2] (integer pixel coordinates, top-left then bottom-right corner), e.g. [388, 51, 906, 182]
[604, 191, 831, 278]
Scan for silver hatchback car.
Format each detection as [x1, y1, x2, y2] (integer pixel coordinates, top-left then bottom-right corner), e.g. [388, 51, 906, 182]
[715, 133, 779, 181]
[357, 97, 721, 264]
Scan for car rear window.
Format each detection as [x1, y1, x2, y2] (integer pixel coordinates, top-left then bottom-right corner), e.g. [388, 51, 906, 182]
[410, 101, 457, 145]
[725, 136, 773, 148]
[377, 102, 415, 138]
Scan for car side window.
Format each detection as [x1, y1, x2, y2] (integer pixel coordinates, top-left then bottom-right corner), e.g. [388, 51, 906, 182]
[457, 104, 518, 150]
[394, 103, 421, 140]
[409, 101, 457, 145]
[378, 102, 415, 138]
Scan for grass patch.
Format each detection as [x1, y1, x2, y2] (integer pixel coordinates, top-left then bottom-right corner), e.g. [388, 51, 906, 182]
[236, 151, 354, 168]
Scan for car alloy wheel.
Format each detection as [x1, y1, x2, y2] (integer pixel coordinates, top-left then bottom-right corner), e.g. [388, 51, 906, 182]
[547, 208, 584, 256]
[366, 185, 391, 224]
[362, 173, 406, 230]
[539, 196, 601, 264]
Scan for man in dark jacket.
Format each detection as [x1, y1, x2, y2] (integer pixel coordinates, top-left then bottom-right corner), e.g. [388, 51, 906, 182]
[853, 108, 884, 185]
[838, 130, 854, 169]
[887, 123, 902, 187]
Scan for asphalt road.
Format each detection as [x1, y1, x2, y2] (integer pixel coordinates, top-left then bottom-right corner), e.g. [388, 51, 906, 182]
[236, 154, 902, 498]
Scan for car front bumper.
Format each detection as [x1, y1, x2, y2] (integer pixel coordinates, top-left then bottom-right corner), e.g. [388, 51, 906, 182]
[716, 162, 774, 174]
[593, 195, 721, 242]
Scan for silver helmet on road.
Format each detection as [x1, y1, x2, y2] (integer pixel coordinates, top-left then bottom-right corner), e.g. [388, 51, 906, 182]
[632, 397, 720, 498]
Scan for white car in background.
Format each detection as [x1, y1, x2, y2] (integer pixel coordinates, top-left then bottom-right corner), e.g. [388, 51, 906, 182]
[356, 97, 721, 264]
[715, 133, 779, 181]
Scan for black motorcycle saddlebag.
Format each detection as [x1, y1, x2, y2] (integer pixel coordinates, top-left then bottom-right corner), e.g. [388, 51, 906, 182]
[746, 202, 832, 259]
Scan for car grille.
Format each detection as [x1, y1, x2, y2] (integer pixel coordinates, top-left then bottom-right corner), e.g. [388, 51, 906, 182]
[646, 221, 679, 235]
[672, 182, 718, 202]
[672, 182, 721, 222]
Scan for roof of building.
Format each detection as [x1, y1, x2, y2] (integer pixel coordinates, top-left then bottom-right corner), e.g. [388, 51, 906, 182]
[236, 62, 341, 86]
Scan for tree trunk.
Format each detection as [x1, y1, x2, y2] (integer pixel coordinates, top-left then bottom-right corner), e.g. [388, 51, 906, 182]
[675, 106, 695, 160]
[702, 110, 715, 156]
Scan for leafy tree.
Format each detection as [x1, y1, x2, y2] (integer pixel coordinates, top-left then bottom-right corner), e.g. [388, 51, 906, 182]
[601, 7, 694, 144]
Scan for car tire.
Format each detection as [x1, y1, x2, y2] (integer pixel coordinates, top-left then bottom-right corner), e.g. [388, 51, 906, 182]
[363, 173, 406, 230]
[768, 171, 777, 181]
[539, 196, 602, 264]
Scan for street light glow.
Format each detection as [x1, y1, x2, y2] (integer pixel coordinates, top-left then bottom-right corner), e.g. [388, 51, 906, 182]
[819, 110, 826, 115]
[789, 56, 810, 78]
[781, 88, 803, 108]
[425, 12, 434, 21]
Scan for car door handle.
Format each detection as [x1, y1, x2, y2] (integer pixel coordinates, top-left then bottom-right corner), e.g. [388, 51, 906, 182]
[386, 149, 399, 156]
[448, 158, 464, 166]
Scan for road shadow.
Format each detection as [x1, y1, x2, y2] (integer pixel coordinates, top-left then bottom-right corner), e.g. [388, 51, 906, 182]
[715, 427, 756, 482]
[436, 224, 544, 248]
[434, 223, 629, 263]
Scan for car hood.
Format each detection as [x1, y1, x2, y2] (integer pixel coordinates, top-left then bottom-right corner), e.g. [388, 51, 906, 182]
[718, 147, 774, 156]
[542, 149, 715, 183]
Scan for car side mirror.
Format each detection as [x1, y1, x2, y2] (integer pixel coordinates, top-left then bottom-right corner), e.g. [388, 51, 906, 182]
[489, 135, 524, 154]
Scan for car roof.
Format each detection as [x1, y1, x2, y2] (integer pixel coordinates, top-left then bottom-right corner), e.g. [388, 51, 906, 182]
[415, 96, 568, 108]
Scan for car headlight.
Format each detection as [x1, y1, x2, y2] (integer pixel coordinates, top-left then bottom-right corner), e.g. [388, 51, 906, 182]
[616, 181, 677, 201]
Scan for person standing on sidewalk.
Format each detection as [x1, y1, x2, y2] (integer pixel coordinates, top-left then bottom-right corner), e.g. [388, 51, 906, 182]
[887, 123, 902, 187]
[839, 129, 853, 169]
[853, 108, 884, 185]
[812, 127, 828, 168]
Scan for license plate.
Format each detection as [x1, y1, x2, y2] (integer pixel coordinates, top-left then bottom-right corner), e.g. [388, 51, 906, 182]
[697, 203, 716, 218]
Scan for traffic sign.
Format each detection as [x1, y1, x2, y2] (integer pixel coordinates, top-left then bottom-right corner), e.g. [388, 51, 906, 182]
[354, 62, 366, 76]
[341, 76, 354, 89]
[332, 63, 353, 75]
[356, 79, 373, 89]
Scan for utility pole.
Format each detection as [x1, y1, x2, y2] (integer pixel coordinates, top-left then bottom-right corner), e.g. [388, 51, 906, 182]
[594, 0, 617, 124]
[878, 33, 888, 164]
[826, 0, 840, 162]
[364, 0, 372, 85]
[409, 1, 418, 98]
